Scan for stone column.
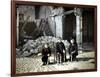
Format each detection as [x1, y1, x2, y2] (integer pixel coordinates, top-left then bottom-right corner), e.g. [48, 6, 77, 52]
[74, 8, 82, 49]
[16, 8, 19, 46]
[55, 15, 63, 38]
[51, 16, 56, 37]
[53, 7, 64, 39]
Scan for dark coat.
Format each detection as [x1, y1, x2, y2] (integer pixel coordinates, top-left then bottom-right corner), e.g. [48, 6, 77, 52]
[56, 42, 65, 54]
[42, 47, 51, 56]
[68, 43, 78, 56]
[42, 47, 51, 62]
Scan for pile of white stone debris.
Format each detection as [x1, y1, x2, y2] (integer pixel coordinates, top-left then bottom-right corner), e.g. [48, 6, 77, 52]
[16, 36, 69, 57]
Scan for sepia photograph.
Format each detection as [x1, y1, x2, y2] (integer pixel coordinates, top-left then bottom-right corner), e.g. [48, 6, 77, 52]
[11, 1, 97, 76]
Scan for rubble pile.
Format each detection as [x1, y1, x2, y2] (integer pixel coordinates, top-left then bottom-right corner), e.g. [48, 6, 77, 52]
[16, 36, 70, 57]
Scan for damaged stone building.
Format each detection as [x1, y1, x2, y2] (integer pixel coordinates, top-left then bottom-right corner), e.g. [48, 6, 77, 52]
[16, 5, 94, 50]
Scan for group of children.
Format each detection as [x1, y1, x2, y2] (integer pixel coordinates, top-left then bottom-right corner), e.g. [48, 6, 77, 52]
[41, 37, 78, 65]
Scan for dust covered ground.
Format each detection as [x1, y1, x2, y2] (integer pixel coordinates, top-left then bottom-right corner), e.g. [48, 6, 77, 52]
[16, 51, 95, 73]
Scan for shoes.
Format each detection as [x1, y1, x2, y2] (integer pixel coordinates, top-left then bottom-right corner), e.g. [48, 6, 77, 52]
[42, 63, 46, 65]
[42, 62, 48, 65]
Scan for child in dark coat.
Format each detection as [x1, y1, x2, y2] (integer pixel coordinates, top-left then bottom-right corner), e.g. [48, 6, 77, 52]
[42, 44, 51, 65]
[68, 38, 78, 62]
[56, 39, 66, 63]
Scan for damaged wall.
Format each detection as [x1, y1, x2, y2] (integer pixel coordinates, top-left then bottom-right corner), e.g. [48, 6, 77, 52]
[17, 5, 36, 22]
[17, 5, 64, 46]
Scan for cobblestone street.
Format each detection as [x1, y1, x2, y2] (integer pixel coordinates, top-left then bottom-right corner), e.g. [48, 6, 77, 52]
[16, 51, 95, 74]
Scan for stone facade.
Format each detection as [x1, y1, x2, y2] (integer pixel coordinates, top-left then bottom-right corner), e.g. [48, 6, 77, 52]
[16, 5, 95, 57]
[16, 5, 65, 46]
